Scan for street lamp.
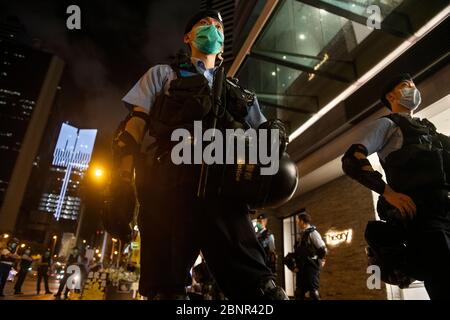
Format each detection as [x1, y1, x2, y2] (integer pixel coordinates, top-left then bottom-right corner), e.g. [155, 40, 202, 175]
[51, 235, 58, 256]
[74, 164, 107, 247]
[20, 243, 26, 248]
[3, 234, 9, 239]
[94, 168, 103, 177]
[91, 165, 106, 183]
[110, 238, 117, 261]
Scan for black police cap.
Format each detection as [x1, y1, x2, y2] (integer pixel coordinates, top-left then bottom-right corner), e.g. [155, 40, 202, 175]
[184, 10, 223, 34]
[257, 213, 267, 220]
[381, 73, 412, 109]
[8, 237, 19, 245]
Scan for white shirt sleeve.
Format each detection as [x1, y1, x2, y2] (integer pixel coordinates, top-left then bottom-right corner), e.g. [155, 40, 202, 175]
[356, 117, 397, 155]
[268, 234, 276, 252]
[122, 64, 172, 113]
[310, 230, 326, 249]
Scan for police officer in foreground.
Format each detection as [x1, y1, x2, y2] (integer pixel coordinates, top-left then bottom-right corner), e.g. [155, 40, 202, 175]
[342, 74, 450, 299]
[292, 213, 326, 300]
[104, 10, 298, 299]
[0, 237, 20, 297]
[255, 213, 277, 274]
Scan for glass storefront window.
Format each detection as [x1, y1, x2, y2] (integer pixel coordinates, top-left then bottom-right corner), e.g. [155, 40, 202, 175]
[238, 0, 363, 131]
[235, 0, 449, 137]
[320, 0, 404, 21]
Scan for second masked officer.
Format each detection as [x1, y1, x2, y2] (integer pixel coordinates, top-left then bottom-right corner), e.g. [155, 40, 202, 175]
[342, 74, 450, 299]
[104, 10, 298, 299]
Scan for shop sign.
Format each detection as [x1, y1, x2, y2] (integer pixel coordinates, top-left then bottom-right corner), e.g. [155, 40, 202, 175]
[325, 229, 353, 246]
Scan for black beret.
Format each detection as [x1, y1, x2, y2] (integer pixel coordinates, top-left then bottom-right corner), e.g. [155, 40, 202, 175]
[184, 10, 223, 34]
[381, 73, 413, 109]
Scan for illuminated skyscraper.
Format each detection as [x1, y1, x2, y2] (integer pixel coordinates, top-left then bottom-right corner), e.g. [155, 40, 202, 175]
[44, 123, 97, 221]
[0, 16, 65, 233]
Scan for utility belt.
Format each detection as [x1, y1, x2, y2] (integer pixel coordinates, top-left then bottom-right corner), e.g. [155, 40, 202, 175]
[0, 260, 14, 266]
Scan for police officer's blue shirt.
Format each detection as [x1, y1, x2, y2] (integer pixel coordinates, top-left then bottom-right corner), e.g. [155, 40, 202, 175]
[122, 58, 267, 128]
[356, 113, 410, 162]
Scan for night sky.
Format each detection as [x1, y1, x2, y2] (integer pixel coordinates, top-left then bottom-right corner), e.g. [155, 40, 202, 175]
[2, 0, 202, 162]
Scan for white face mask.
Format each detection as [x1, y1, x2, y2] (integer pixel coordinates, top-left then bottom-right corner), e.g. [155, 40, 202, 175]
[399, 87, 421, 111]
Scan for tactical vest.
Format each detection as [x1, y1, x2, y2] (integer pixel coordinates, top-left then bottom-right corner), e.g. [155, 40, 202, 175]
[381, 113, 450, 193]
[19, 255, 32, 269]
[257, 229, 276, 272]
[257, 229, 272, 250]
[141, 56, 298, 209]
[294, 227, 320, 269]
[148, 59, 255, 142]
[141, 58, 257, 195]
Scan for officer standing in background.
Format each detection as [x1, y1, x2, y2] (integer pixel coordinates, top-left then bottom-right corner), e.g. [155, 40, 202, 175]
[0, 238, 20, 297]
[342, 74, 450, 299]
[37, 249, 53, 295]
[104, 10, 294, 300]
[256, 213, 277, 274]
[14, 247, 33, 295]
[54, 247, 81, 300]
[293, 213, 327, 300]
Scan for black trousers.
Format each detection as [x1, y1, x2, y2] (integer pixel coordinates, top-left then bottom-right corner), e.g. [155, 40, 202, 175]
[37, 270, 50, 293]
[0, 263, 12, 295]
[408, 229, 450, 300]
[55, 273, 70, 298]
[136, 158, 274, 299]
[295, 263, 320, 300]
[14, 270, 28, 293]
[406, 189, 450, 300]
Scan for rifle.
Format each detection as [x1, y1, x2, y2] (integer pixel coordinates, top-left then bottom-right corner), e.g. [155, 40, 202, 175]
[197, 66, 225, 198]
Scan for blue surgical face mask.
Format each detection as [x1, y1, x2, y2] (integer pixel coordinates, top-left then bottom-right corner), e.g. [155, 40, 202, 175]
[399, 87, 421, 111]
[192, 24, 224, 55]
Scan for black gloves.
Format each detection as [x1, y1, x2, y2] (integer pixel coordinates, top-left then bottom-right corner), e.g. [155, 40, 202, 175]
[258, 119, 289, 156]
[102, 174, 135, 243]
[105, 111, 148, 243]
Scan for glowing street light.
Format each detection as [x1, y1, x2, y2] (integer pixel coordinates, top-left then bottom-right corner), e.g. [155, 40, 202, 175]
[94, 168, 103, 177]
[20, 244, 26, 248]
[91, 165, 106, 183]
[3, 234, 9, 239]
[52, 235, 58, 256]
